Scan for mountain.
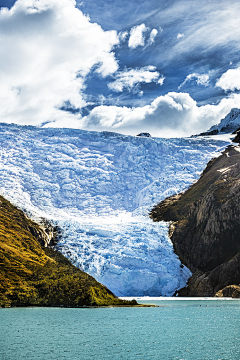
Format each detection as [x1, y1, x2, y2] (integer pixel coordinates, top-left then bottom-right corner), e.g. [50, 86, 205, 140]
[150, 145, 240, 297]
[0, 123, 230, 296]
[0, 194, 138, 307]
[198, 108, 240, 136]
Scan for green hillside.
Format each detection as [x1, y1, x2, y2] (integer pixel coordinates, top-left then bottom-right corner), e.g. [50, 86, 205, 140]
[0, 195, 137, 307]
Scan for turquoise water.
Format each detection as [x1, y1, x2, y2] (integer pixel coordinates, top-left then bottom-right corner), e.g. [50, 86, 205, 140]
[1, 300, 240, 360]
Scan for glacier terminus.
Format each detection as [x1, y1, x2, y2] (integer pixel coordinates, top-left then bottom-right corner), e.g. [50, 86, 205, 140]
[0, 123, 231, 296]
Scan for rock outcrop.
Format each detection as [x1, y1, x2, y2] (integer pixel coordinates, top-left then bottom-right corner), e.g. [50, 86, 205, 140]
[136, 132, 152, 137]
[232, 128, 240, 144]
[150, 145, 240, 297]
[215, 285, 240, 298]
[27, 220, 59, 248]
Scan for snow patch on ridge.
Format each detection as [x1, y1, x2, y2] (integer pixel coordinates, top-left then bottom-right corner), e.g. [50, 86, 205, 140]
[0, 123, 231, 296]
[208, 108, 240, 134]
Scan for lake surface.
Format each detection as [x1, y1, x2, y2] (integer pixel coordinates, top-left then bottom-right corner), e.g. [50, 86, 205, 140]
[1, 299, 240, 360]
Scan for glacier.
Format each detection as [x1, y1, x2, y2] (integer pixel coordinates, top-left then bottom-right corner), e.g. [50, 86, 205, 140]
[0, 123, 231, 296]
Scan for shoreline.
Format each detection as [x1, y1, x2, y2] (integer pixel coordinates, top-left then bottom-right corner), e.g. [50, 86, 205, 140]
[2, 297, 240, 310]
[119, 296, 240, 301]
[0, 304, 157, 309]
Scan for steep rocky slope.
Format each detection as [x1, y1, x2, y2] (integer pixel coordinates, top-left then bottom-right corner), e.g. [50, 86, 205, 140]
[0, 195, 137, 307]
[150, 145, 240, 297]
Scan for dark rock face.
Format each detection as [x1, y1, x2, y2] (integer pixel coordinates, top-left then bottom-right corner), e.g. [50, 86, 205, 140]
[215, 284, 240, 298]
[197, 129, 219, 136]
[137, 133, 152, 137]
[232, 128, 240, 143]
[150, 146, 240, 297]
[27, 222, 59, 248]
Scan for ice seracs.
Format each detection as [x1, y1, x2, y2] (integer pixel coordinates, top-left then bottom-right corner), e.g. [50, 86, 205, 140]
[0, 123, 231, 296]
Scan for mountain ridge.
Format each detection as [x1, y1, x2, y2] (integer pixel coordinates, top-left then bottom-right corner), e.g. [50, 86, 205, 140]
[195, 108, 240, 136]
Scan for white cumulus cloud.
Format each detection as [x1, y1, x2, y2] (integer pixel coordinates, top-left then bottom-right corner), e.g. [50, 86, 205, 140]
[74, 91, 240, 138]
[177, 33, 184, 39]
[108, 66, 165, 93]
[147, 28, 158, 46]
[128, 23, 148, 49]
[216, 67, 240, 91]
[178, 73, 210, 89]
[118, 31, 128, 42]
[80, 92, 198, 137]
[0, 0, 119, 125]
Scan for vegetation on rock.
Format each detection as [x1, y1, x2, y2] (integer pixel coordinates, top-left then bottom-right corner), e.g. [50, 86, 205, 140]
[0, 195, 137, 307]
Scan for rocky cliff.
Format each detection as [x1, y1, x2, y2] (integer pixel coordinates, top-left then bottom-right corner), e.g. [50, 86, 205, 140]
[0, 195, 137, 307]
[150, 145, 240, 297]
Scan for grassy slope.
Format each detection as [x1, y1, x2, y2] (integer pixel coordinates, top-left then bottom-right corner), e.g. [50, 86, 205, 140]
[0, 195, 137, 307]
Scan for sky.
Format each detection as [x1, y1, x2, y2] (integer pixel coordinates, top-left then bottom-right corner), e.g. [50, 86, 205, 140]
[1, 0, 240, 137]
